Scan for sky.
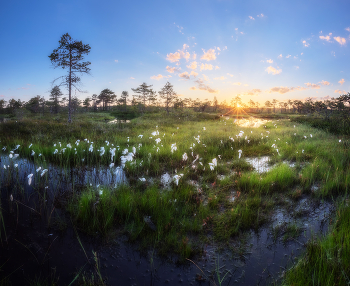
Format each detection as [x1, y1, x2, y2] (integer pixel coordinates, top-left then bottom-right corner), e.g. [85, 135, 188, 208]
[0, 0, 349, 105]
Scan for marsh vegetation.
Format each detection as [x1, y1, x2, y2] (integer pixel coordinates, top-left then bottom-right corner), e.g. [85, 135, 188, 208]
[0, 107, 349, 285]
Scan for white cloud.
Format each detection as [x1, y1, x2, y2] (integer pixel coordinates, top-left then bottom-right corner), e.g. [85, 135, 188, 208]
[257, 13, 265, 17]
[335, 89, 346, 94]
[200, 49, 216, 61]
[278, 54, 282, 59]
[186, 61, 197, 70]
[265, 66, 282, 75]
[319, 80, 330, 86]
[223, 46, 227, 50]
[151, 74, 170, 80]
[200, 63, 213, 71]
[227, 73, 234, 77]
[268, 86, 307, 94]
[266, 59, 273, 63]
[334, 36, 346, 46]
[233, 82, 241, 86]
[194, 78, 218, 93]
[339, 78, 345, 85]
[190, 71, 198, 77]
[179, 72, 190, 80]
[114, 60, 118, 63]
[319, 32, 332, 42]
[305, 82, 320, 89]
[346, 27, 350, 32]
[294, 66, 299, 70]
[286, 55, 291, 58]
[129, 77, 135, 79]
[215, 66, 220, 70]
[249, 16, 255, 20]
[301, 52, 303, 55]
[243, 89, 261, 95]
[202, 74, 209, 81]
[166, 44, 191, 62]
[166, 66, 181, 73]
[302, 40, 310, 47]
[192, 52, 197, 60]
[166, 52, 181, 63]
[190, 86, 197, 90]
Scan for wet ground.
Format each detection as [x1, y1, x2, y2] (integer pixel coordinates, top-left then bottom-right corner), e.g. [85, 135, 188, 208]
[0, 155, 334, 285]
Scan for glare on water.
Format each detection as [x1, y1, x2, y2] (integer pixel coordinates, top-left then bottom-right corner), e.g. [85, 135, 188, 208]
[234, 117, 270, 128]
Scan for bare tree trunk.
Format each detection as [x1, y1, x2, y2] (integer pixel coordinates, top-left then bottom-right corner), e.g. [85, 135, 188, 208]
[68, 49, 72, 123]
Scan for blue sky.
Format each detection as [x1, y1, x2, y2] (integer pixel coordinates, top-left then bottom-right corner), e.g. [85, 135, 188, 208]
[0, 0, 349, 105]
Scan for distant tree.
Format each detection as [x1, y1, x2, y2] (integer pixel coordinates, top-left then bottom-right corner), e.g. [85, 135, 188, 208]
[26, 96, 44, 114]
[91, 94, 98, 111]
[147, 89, 157, 107]
[283, 102, 288, 113]
[272, 99, 278, 113]
[249, 99, 255, 110]
[49, 33, 91, 123]
[0, 99, 7, 114]
[231, 95, 242, 108]
[159, 82, 177, 114]
[131, 82, 153, 112]
[119, 91, 129, 111]
[199, 98, 211, 112]
[71, 96, 81, 114]
[255, 102, 261, 112]
[213, 96, 218, 112]
[98, 89, 116, 111]
[278, 101, 284, 113]
[49, 85, 63, 114]
[264, 100, 272, 113]
[83, 97, 91, 111]
[287, 99, 293, 112]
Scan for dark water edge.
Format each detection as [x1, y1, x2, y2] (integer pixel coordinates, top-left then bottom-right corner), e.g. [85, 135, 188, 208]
[0, 155, 334, 285]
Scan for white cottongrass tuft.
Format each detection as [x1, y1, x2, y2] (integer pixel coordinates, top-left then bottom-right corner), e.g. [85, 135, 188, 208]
[182, 152, 188, 161]
[31, 150, 35, 156]
[173, 174, 184, 186]
[36, 167, 41, 172]
[155, 138, 161, 144]
[238, 149, 242, 159]
[110, 148, 116, 161]
[109, 163, 114, 168]
[171, 143, 177, 153]
[28, 174, 33, 185]
[41, 169, 48, 177]
[208, 158, 217, 171]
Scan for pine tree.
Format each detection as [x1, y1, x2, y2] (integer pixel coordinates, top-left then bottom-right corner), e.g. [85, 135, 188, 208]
[49, 33, 91, 123]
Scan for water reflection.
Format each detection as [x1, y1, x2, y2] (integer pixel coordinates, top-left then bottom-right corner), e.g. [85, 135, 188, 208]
[234, 118, 270, 128]
[0, 155, 127, 195]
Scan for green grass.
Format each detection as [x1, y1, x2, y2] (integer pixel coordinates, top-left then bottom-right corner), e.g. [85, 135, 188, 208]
[1, 109, 350, 281]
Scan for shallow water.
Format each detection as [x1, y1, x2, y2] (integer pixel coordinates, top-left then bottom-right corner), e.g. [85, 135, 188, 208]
[0, 155, 335, 285]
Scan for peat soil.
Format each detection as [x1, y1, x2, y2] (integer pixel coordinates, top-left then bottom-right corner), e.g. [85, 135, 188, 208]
[0, 156, 334, 285]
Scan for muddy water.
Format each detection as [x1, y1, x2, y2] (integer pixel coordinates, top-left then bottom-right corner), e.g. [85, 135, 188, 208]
[0, 155, 334, 285]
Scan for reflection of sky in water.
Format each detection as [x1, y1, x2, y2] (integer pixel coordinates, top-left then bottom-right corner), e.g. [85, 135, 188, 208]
[234, 118, 270, 128]
[0, 155, 127, 195]
[245, 156, 271, 173]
